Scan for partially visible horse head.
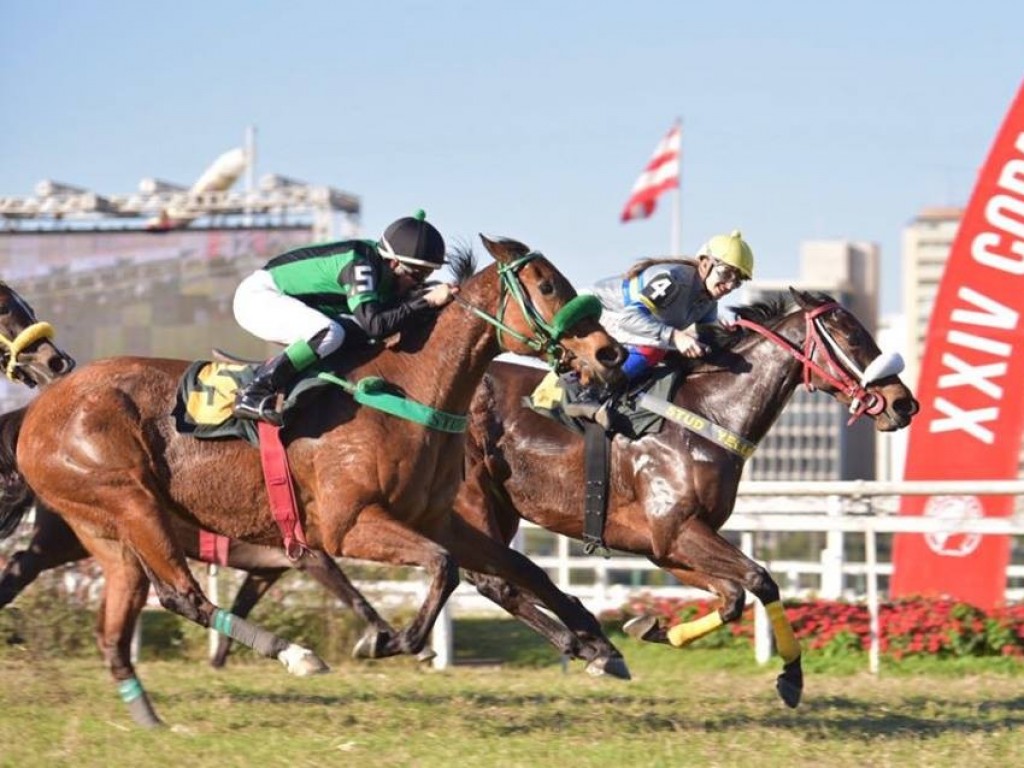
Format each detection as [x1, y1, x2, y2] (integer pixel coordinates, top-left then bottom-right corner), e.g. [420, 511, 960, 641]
[474, 235, 626, 386]
[787, 288, 918, 432]
[0, 281, 76, 387]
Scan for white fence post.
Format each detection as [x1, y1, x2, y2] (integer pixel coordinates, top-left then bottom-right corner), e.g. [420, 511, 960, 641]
[742, 531, 773, 665]
[207, 563, 219, 660]
[820, 494, 844, 598]
[432, 601, 453, 670]
[865, 526, 880, 675]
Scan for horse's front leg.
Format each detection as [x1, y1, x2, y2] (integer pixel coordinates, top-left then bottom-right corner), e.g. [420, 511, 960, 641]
[336, 505, 459, 659]
[624, 568, 746, 647]
[446, 515, 630, 680]
[634, 516, 802, 708]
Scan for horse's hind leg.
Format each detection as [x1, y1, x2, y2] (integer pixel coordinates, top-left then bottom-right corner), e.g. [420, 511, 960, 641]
[129, 521, 330, 679]
[0, 507, 89, 609]
[210, 569, 282, 669]
[86, 537, 162, 727]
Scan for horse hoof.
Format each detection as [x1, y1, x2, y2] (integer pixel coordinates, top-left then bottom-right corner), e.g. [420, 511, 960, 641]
[775, 658, 803, 708]
[623, 615, 668, 644]
[352, 629, 386, 659]
[278, 644, 330, 676]
[416, 648, 437, 663]
[585, 655, 632, 681]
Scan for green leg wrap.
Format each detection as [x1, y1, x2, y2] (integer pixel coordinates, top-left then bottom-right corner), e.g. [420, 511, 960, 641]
[283, 339, 318, 371]
[213, 608, 288, 658]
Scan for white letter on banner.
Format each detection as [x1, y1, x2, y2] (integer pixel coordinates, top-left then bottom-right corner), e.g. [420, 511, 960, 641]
[950, 287, 1018, 329]
[947, 330, 1012, 357]
[929, 399, 998, 443]
[987, 194, 1024, 240]
[937, 353, 1006, 398]
[972, 231, 1024, 273]
[998, 158, 1024, 196]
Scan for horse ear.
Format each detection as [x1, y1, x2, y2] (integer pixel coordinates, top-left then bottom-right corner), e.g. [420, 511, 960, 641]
[479, 234, 530, 264]
[789, 286, 814, 309]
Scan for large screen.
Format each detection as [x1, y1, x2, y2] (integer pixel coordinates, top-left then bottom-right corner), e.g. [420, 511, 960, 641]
[0, 225, 317, 409]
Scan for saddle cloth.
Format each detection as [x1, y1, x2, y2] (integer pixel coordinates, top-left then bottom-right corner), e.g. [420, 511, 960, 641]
[524, 365, 683, 439]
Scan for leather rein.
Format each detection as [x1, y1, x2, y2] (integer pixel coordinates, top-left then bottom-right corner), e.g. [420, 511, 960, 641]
[453, 252, 602, 374]
[732, 302, 893, 425]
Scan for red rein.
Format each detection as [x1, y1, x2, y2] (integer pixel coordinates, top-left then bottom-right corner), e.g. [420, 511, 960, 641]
[731, 303, 886, 426]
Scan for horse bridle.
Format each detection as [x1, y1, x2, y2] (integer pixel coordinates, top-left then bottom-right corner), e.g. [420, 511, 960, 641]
[0, 320, 58, 384]
[733, 302, 904, 425]
[453, 252, 603, 373]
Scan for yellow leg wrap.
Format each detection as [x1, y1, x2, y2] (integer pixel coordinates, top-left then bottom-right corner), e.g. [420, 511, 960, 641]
[766, 601, 801, 663]
[666, 610, 724, 648]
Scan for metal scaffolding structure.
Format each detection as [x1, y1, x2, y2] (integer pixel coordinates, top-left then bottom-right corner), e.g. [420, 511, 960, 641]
[0, 175, 361, 242]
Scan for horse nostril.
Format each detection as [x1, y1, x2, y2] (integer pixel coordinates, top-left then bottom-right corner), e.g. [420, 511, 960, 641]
[598, 344, 626, 368]
[49, 355, 75, 375]
[893, 397, 918, 417]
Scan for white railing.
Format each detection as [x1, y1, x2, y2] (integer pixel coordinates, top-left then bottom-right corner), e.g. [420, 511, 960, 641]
[426, 480, 1024, 673]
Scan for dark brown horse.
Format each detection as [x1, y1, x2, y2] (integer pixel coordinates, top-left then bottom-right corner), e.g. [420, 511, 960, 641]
[1, 236, 626, 727]
[0, 280, 75, 387]
[450, 289, 919, 707]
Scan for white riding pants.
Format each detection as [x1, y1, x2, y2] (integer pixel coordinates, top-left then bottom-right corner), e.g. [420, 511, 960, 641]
[233, 269, 346, 357]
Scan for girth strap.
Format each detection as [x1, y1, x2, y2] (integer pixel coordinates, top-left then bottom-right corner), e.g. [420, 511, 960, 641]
[257, 422, 310, 560]
[582, 421, 611, 558]
[198, 529, 231, 566]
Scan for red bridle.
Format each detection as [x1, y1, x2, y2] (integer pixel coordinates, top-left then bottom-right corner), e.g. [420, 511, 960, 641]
[731, 303, 887, 425]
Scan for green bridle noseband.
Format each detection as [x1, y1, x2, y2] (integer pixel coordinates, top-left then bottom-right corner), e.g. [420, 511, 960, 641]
[455, 252, 603, 372]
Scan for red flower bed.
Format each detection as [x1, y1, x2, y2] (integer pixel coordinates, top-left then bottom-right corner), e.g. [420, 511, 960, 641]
[603, 595, 1024, 658]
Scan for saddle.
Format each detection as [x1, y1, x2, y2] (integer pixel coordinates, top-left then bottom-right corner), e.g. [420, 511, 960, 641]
[524, 365, 686, 555]
[525, 364, 685, 440]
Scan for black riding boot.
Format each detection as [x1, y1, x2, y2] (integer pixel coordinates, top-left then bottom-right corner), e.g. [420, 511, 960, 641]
[232, 352, 301, 427]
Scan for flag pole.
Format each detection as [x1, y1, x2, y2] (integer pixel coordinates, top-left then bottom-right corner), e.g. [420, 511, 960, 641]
[671, 118, 682, 254]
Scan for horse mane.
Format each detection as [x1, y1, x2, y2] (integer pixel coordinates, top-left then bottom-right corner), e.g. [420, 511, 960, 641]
[446, 240, 479, 284]
[699, 290, 839, 354]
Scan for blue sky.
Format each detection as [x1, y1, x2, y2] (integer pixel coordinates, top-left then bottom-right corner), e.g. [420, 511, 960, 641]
[2, 1, 1022, 313]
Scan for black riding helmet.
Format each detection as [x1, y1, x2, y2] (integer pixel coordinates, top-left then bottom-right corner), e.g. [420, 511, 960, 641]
[378, 209, 447, 269]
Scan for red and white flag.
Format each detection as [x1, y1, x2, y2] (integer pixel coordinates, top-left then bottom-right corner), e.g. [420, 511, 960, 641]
[620, 122, 681, 222]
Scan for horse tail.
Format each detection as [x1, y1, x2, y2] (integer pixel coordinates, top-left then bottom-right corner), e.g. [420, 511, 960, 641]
[0, 407, 33, 540]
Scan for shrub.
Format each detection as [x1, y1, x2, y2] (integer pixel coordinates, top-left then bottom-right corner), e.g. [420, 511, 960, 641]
[603, 594, 1024, 659]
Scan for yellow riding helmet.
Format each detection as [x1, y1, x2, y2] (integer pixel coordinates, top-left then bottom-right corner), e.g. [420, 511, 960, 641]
[697, 230, 754, 279]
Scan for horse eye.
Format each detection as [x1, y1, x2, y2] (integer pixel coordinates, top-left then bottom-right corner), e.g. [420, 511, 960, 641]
[0, 304, 9, 316]
[538, 281, 555, 296]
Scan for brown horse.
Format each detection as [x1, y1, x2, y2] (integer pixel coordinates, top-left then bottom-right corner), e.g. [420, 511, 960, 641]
[450, 289, 919, 707]
[0, 287, 396, 669]
[0, 446, 402, 668]
[2, 236, 626, 727]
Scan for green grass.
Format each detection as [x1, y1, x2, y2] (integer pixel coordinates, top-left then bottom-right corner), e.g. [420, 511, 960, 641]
[1, 619, 1021, 767]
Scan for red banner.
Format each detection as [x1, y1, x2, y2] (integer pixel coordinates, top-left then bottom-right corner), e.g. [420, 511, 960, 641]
[893, 80, 1024, 609]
